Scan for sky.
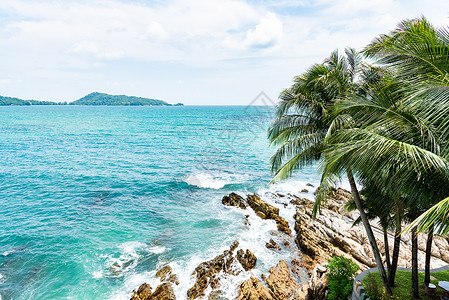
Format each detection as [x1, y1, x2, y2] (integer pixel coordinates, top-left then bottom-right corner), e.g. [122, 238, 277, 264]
[0, 0, 448, 105]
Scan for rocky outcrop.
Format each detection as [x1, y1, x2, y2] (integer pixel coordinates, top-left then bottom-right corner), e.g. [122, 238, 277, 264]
[266, 239, 281, 251]
[223, 193, 292, 235]
[187, 242, 241, 299]
[131, 282, 176, 300]
[222, 193, 247, 209]
[131, 283, 152, 300]
[236, 249, 257, 271]
[238, 277, 274, 300]
[151, 283, 176, 300]
[263, 260, 302, 299]
[292, 187, 449, 271]
[156, 265, 172, 282]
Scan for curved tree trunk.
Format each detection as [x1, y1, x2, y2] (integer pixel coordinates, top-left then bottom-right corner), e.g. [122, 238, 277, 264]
[412, 228, 419, 298]
[424, 225, 434, 286]
[388, 223, 402, 287]
[383, 228, 391, 271]
[346, 169, 391, 294]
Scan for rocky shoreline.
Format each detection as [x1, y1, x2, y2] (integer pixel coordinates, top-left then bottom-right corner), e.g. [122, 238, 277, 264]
[129, 187, 449, 299]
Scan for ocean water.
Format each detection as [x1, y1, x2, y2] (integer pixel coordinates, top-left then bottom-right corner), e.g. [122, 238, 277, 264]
[0, 106, 321, 300]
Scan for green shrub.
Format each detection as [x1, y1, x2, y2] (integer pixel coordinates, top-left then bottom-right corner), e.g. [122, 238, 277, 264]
[326, 256, 359, 300]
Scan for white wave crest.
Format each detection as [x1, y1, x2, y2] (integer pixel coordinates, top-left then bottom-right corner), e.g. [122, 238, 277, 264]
[185, 172, 236, 189]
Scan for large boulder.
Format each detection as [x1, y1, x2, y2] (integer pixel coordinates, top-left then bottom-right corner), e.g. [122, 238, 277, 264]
[236, 249, 257, 271]
[238, 277, 274, 300]
[222, 193, 247, 209]
[151, 282, 176, 300]
[246, 194, 291, 235]
[264, 260, 301, 299]
[156, 265, 172, 282]
[187, 242, 240, 299]
[130, 283, 152, 300]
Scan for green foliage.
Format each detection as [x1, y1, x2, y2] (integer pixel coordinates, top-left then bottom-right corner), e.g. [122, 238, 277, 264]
[363, 270, 449, 299]
[0, 95, 60, 106]
[325, 256, 359, 300]
[71, 92, 175, 106]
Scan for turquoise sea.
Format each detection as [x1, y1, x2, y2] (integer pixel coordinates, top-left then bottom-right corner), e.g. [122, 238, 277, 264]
[0, 106, 320, 299]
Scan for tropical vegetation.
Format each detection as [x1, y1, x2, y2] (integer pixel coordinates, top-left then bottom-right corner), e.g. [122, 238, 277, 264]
[268, 16, 449, 298]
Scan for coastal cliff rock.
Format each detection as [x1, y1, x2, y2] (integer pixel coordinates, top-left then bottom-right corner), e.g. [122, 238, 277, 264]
[264, 260, 302, 299]
[131, 283, 152, 300]
[223, 193, 292, 235]
[151, 283, 176, 300]
[187, 242, 241, 299]
[222, 193, 247, 209]
[130, 282, 176, 300]
[238, 277, 274, 300]
[156, 265, 172, 282]
[292, 187, 449, 271]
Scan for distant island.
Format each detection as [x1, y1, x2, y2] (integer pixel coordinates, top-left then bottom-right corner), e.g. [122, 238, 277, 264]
[0, 92, 183, 106]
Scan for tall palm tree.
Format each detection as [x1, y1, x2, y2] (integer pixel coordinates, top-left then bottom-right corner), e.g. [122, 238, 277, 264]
[268, 49, 393, 293]
[364, 16, 449, 297]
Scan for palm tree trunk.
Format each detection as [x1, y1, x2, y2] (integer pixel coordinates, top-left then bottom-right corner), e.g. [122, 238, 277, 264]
[383, 228, 391, 271]
[388, 223, 401, 287]
[346, 169, 392, 294]
[412, 228, 419, 298]
[424, 225, 434, 286]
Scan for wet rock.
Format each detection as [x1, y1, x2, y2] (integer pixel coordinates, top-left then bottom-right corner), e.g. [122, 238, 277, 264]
[237, 249, 257, 271]
[264, 260, 301, 299]
[230, 240, 239, 252]
[274, 216, 291, 235]
[265, 239, 281, 251]
[109, 262, 121, 276]
[246, 194, 291, 235]
[151, 282, 176, 300]
[238, 277, 274, 300]
[130, 283, 152, 300]
[156, 265, 172, 282]
[246, 194, 279, 219]
[306, 183, 314, 187]
[208, 290, 227, 300]
[187, 243, 240, 299]
[168, 274, 179, 285]
[301, 189, 308, 193]
[222, 193, 247, 209]
[244, 215, 250, 226]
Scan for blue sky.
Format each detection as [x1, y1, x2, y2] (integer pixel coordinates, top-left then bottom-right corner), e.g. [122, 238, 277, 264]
[0, 0, 448, 105]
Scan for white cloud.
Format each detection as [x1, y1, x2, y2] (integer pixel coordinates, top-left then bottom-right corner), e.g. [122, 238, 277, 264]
[0, 0, 447, 104]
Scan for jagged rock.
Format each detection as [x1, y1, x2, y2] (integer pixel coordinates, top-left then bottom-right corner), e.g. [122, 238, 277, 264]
[222, 193, 247, 209]
[264, 260, 301, 299]
[301, 189, 308, 193]
[237, 249, 257, 271]
[247, 194, 279, 219]
[246, 194, 291, 235]
[208, 290, 227, 300]
[244, 215, 250, 226]
[274, 216, 291, 235]
[187, 243, 240, 299]
[151, 282, 176, 300]
[307, 265, 328, 300]
[265, 239, 281, 251]
[230, 240, 239, 252]
[306, 183, 314, 187]
[130, 283, 152, 300]
[168, 274, 179, 285]
[156, 265, 172, 282]
[238, 277, 274, 300]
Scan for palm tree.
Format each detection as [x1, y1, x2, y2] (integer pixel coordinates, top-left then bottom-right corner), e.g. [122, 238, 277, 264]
[268, 49, 393, 293]
[364, 16, 449, 296]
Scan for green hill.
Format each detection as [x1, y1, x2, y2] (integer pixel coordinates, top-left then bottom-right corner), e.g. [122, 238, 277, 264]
[0, 92, 183, 106]
[0, 95, 59, 106]
[71, 92, 182, 106]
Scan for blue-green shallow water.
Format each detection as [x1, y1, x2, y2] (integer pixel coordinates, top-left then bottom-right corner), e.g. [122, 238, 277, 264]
[0, 106, 320, 299]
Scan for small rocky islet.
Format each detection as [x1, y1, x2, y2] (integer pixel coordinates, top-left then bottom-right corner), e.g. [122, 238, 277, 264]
[130, 187, 449, 299]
